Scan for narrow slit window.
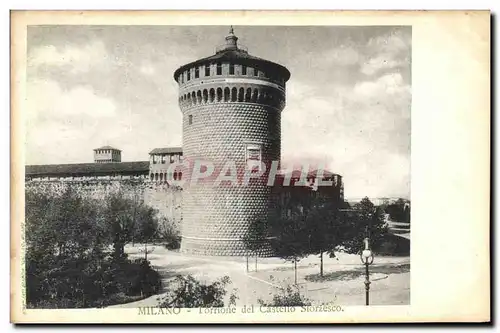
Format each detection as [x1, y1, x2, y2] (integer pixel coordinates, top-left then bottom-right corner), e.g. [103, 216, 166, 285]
[242, 65, 247, 75]
[188, 115, 193, 125]
[216, 63, 222, 75]
[205, 65, 210, 77]
[229, 63, 235, 75]
[187, 70, 191, 81]
[195, 67, 199, 78]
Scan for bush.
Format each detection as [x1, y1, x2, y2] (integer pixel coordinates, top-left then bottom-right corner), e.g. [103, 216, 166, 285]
[159, 275, 238, 308]
[164, 236, 181, 250]
[24, 189, 163, 308]
[159, 217, 181, 250]
[258, 285, 311, 307]
[26, 255, 162, 308]
[375, 233, 410, 256]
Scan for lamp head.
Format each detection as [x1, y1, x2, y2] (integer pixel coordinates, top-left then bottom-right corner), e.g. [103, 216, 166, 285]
[362, 249, 372, 259]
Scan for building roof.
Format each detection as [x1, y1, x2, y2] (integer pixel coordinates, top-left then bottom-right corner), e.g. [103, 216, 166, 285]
[149, 147, 183, 155]
[277, 169, 340, 179]
[26, 161, 149, 177]
[173, 28, 291, 82]
[93, 146, 121, 151]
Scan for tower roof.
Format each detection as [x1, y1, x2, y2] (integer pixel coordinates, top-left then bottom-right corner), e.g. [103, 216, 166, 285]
[94, 145, 121, 151]
[173, 26, 290, 82]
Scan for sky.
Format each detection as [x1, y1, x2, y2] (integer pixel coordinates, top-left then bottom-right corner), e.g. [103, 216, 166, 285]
[26, 25, 411, 199]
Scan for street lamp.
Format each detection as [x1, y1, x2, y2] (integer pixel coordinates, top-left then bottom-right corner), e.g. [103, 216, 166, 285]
[360, 237, 374, 306]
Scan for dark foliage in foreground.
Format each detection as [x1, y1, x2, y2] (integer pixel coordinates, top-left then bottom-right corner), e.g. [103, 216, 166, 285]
[25, 189, 162, 308]
[159, 275, 238, 308]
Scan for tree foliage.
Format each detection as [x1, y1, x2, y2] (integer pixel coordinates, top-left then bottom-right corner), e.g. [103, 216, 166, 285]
[158, 217, 182, 250]
[385, 198, 411, 223]
[241, 217, 269, 255]
[160, 275, 238, 308]
[247, 195, 391, 277]
[25, 188, 162, 308]
[338, 197, 389, 253]
[258, 285, 311, 307]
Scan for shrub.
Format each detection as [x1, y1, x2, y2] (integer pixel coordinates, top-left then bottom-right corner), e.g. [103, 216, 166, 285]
[258, 285, 311, 307]
[159, 217, 182, 250]
[160, 275, 238, 308]
[24, 189, 163, 308]
[375, 233, 410, 256]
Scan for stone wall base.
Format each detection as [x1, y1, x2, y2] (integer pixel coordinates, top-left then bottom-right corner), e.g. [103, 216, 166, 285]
[180, 237, 274, 257]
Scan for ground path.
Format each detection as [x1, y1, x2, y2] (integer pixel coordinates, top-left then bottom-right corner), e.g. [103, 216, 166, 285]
[108, 245, 409, 308]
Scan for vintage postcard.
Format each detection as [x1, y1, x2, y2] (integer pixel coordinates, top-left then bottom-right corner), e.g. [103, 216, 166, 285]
[10, 10, 490, 323]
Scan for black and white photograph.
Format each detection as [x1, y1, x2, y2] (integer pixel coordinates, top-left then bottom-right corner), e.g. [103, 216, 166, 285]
[23, 23, 411, 310]
[10, 10, 490, 324]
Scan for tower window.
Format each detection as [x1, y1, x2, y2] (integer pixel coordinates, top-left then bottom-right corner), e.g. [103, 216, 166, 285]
[242, 65, 247, 75]
[187, 70, 191, 81]
[188, 115, 193, 125]
[253, 67, 258, 76]
[216, 63, 222, 75]
[229, 63, 235, 75]
[195, 67, 199, 78]
[205, 65, 210, 77]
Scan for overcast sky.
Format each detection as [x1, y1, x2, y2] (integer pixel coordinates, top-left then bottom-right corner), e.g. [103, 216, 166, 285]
[26, 25, 411, 199]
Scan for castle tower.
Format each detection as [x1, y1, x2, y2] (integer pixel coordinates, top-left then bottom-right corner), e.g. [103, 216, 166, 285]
[174, 27, 291, 256]
[93, 146, 121, 163]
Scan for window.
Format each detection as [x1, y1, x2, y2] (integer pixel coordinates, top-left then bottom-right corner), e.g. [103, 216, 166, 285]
[205, 65, 210, 77]
[209, 88, 215, 102]
[229, 63, 234, 75]
[187, 70, 191, 81]
[231, 87, 237, 102]
[253, 67, 259, 76]
[195, 67, 199, 78]
[216, 63, 222, 75]
[188, 115, 193, 125]
[246, 143, 262, 173]
[242, 65, 247, 75]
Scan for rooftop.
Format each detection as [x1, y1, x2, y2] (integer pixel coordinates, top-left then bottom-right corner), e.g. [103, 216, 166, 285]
[277, 169, 340, 179]
[173, 26, 290, 82]
[149, 147, 183, 155]
[94, 146, 121, 151]
[26, 161, 149, 177]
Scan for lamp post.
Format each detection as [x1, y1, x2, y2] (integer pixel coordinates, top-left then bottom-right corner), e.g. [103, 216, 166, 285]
[360, 237, 374, 305]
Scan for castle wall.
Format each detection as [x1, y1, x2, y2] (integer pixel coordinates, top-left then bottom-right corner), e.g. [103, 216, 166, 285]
[25, 179, 183, 228]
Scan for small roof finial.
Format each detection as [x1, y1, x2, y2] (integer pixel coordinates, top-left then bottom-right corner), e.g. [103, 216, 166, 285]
[224, 25, 238, 49]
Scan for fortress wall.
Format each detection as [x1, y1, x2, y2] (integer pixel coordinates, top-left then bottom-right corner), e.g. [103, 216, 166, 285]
[24, 180, 183, 228]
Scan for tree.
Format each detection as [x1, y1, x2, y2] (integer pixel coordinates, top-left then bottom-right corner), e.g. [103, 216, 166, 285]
[241, 217, 269, 272]
[158, 217, 181, 250]
[385, 198, 410, 223]
[338, 197, 389, 254]
[302, 196, 341, 277]
[133, 204, 160, 260]
[24, 188, 163, 308]
[270, 212, 309, 285]
[104, 192, 139, 259]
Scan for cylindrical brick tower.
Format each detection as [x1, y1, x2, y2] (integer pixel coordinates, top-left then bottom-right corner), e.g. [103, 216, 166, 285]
[173, 27, 291, 256]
